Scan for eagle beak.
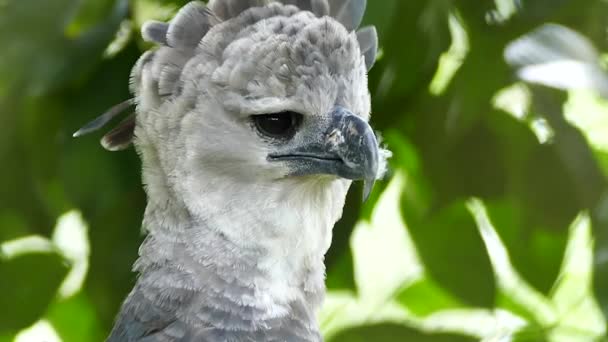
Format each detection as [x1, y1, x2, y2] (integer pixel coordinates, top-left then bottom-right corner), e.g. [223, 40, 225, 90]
[269, 107, 380, 201]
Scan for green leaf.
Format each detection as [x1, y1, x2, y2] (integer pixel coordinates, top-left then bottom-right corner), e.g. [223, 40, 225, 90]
[47, 293, 104, 342]
[409, 200, 496, 307]
[396, 278, 464, 317]
[548, 214, 606, 340]
[330, 323, 476, 342]
[467, 199, 557, 326]
[511, 327, 550, 342]
[66, 0, 119, 37]
[0, 252, 69, 333]
[350, 173, 422, 302]
[0, 0, 127, 97]
[468, 200, 607, 340]
[0, 212, 29, 242]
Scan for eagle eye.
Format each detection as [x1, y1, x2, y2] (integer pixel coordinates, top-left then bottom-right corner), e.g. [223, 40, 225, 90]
[252, 111, 302, 139]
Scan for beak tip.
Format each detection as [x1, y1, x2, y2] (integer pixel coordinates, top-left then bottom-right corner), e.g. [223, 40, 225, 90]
[362, 179, 375, 202]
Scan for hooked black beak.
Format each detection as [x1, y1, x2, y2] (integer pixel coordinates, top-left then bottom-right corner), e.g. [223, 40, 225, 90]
[268, 107, 380, 201]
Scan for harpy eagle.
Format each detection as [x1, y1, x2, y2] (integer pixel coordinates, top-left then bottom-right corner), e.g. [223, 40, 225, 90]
[76, 0, 389, 340]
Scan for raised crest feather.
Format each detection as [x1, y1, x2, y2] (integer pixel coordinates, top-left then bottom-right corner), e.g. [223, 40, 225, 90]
[208, 0, 272, 21]
[356, 25, 378, 71]
[310, 0, 330, 17]
[329, 0, 366, 31]
[167, 1, 219, 49]
[281, 0, 330, 16]
[142, 21, 169, 45]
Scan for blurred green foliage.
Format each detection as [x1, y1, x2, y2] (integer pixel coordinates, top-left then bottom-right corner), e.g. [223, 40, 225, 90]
[1, 0, 608, 341]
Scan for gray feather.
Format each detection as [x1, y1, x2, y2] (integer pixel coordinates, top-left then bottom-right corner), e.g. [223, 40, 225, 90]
[129, 50, 155, 95]
[356, 25, 377, 71]
[158, 65, 184, 97]
[329, 0, 366, 31]
[208, 0, 271, 20]
[107, 218, 324, 341]
[142, 21, 169, 45]
[281, 0, 330, 16]
[152, 48, 190, 96]
[167, 1, 218, 49]
[310, 0, 330, 16]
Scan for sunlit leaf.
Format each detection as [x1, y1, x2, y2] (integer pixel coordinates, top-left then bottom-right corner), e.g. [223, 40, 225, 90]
[321, 172, 420, 339]
[396, 279, 464, 317]
[467, 199, 557, 326]
[564, 90, 608, 154]
[468, 200, 608, 341]
[429, 13, 469, 95]
[14, 320, 61, 342]
[505, 24, 608, 96]
[52, 210, 90, 300]
[493, 83, 555, 144]
[549, 214, 606, 340]
[352, 172, 423, 301]
[331, 323, 476, 342]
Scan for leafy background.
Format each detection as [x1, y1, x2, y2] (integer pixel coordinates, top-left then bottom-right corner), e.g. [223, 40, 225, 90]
[0, 0, 607, 341]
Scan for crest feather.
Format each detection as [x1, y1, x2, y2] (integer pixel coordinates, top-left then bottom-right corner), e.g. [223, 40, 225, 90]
[310, 0, 330, 16]
[356, 25, 377, 71]
[208, 0, 272, 20]
[329, 0, 366, 31]
[207, 0, 370, 30]
[167, 1, 219, 49]
[142, 21, 169, 45]
[281, 0, 330, 16]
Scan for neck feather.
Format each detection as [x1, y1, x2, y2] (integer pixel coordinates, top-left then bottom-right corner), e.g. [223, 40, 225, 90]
[129, 179, 347, 337]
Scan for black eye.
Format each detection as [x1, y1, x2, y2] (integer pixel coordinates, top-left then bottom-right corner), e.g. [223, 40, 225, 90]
[252, 111, 302, 139]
